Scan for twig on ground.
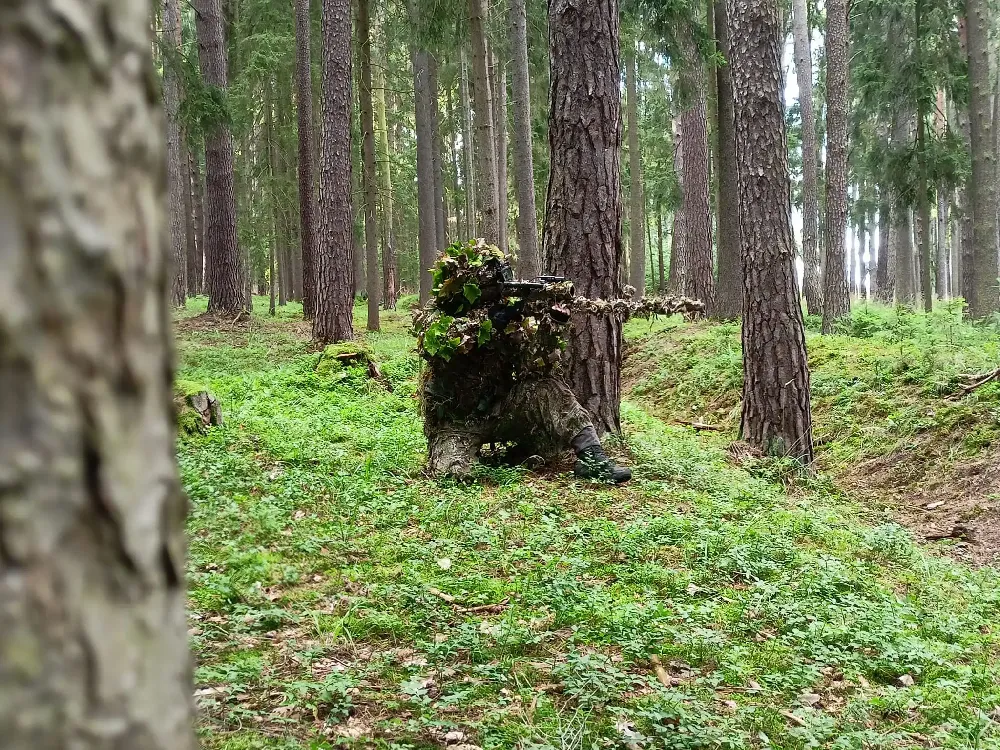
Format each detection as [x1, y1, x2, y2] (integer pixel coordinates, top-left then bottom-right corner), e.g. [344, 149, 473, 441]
[426, 587, 458, 604]
[649, 655, 672, 688]
[952, 368, 1000, 398]
[456, 598, 510, 614]
[780, 710, 808, 728]
[677, 420, 724, 432]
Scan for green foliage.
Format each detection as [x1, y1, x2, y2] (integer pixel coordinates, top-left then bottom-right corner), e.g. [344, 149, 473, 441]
[181, 299, 1000, 750]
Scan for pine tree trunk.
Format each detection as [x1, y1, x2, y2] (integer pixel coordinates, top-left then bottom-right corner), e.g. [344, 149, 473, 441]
[196, 0, 245, 316]
[357, 0, 381, 330]
[494, 56, 510, 254]
[184, 142, 201, 296]
[876, 199, 895, 302]
[164, 0, 187, 307]
[0, 0, 193, 741]
[411, 2, 437, 304]
[657, 203, 666, 292]
[448, 84, 465, 242]
[791, 0, 822, 314]
[193, 143, 207, 296]
[936, 187, 949, 299]
[544, 0, 624, 436]
[894, 206, 915, 305]
[821, 0, 850, 332]
[314, 0, 356, 343]
[668, 118, 686, 294]
[712, 0, 743, 319]
[375, 42, 398, 308]
[626, 47, 646, 298]
[727, 0, 814, 462]
[680, 36, 715, 314]
[965, 0, 999, 317]
[429, 57, 447, 253]
[295, 0, 317, 318]
[469, 0, 501, 243]
[460, 49, 477, 238]
[509, 0, 541, 276]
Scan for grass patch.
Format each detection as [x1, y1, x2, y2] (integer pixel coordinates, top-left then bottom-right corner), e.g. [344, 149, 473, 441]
[178, 297, 1000, 749]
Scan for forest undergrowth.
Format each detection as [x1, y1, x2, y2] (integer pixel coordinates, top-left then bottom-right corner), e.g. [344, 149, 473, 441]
[177, 298, 1000, 750]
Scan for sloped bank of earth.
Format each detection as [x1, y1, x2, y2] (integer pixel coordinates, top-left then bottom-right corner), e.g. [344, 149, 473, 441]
[623, 307, 1000, 565]
[177, 302, 1000, 749]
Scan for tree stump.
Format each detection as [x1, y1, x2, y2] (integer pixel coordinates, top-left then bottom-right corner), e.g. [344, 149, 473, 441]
[175, 381, 223, 434]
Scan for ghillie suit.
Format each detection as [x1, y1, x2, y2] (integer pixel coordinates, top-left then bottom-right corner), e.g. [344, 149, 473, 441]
[414, 240, 703, 481]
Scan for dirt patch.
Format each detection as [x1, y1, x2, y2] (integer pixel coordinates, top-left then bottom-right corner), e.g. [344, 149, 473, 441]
[845, 447, 1000, 566]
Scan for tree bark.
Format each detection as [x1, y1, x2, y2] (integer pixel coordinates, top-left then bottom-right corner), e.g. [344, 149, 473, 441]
[460, 49, 477, 239]
[469, 0, 501, 243]
[713, 0, 743, 319]
[184, 143, 201, 296]
[791, 0, 822, 315]
[357, 0, 381, 330]
[965, 0, 999, 317]
[544, 0, 624, 436]
[657, 203, 666, 292]
[876, 198, 895, 302]
[196, 0, 245, 315]
[164, 0, 187, 307]
[411, 2, 437, 304]
[509, 0, 542, 276]
[193, 143, 206, 297]
[680, 35, 715, 315]
[374, 38, 397, 308]
[727, 0, 814, 462]
[429, 56, 447, 253]
[668, 117, 686, 294]
[295, 0, 318, 318]
[821, 0, 850, 332]
[626, 47, 646, 298]
[494, 55, 510, 254]
[314, 0, 356, 343]
[0, 0, 193, 743]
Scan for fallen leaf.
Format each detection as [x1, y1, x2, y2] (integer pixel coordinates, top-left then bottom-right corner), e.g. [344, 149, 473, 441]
[799, 692, 822, 707]
[898, 674, 915, 687]
[925, 501, 945, 510]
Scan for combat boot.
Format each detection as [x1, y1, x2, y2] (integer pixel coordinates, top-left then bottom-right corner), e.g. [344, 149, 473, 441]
[574, 445, 632, 484]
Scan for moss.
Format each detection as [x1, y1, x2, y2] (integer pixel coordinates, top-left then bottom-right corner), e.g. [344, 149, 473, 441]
[316, 342, 371, 377]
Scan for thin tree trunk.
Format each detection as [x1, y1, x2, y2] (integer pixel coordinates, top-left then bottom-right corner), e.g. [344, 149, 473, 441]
[196, 0, 245, 316]
[296, 0, 318, 318]
[193, 142, 206, 297]
[509, 0, 541, 275]
[411, 2, 437, 304]
[544, 0, 624, 436]
[657, 202, 666, 292]
[468, 0, 501, 243]
[668, 117, 686, 294]
[821, 0, 851, 332]
[965, 0, 999, 317]
[712, 0, 742, 319]
[936, 187, 949, 299]
[357, 0, 381, 330]
[727, 0, 814, 462]
[877, 199, 895, 302]
[184, 142, 201, 296]
[0, 0, 193, 741]
[626, 46, 646, 298]
[314, 0, 356, 343]
[374, 40, 397, 308]
[460, 49, 477, 238]
[164, 0, 187, 307]
[429, 56, 447, 253]
[494, 55, 510, 254]
[448, 84, 465, 243]
[791, 0, 822, 314]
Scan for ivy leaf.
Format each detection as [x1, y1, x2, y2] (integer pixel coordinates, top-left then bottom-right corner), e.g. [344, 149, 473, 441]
[463, 283, 482, 305]
[478, 319, 493, 345]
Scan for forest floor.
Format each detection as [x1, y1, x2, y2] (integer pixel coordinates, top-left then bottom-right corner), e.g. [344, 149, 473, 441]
[176, 297, 1000, 750]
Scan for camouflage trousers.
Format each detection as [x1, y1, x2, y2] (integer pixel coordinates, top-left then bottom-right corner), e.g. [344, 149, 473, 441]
[426, 378, 594, 478]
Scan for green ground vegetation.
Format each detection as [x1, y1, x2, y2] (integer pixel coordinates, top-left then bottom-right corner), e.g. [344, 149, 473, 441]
[178, 297, 1000, 750]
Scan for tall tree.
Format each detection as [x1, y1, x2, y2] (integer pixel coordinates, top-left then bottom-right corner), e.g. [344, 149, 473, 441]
[727, 0, 814, 462]
[0, 0, 192, 742]
[196, 0, 245, 315]
[875, 199, 894, 301]
[509, 0, 542, 276]
[357, 0, 381, 330]
[374, 31, 398, 308]
[668, 117, 686, 294]
[460, 49, 477, 238]
[411, 3, 437, 303]
[314, 0, 356, 343]
[712, 0, 743, 319]
[296, 0, 318, 318]
[430, 57, 448, 253]
[192, 145, 207, 297]
[679, 35, 715, 314]
[164, 0, 187, 307]
[469, 0, 501, 243]
[494, 57, 510, 254]
[545, 0, 624, 435]
[791, 0, 822, 315]
[821, 0, 851, 332]
[185, 145, 202, 296]
[626, 45, 646, 298]
[964, 0, 998, 318]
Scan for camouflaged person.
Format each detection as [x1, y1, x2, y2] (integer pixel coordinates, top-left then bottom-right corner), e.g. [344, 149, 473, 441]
[414, 241, 631, 484]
